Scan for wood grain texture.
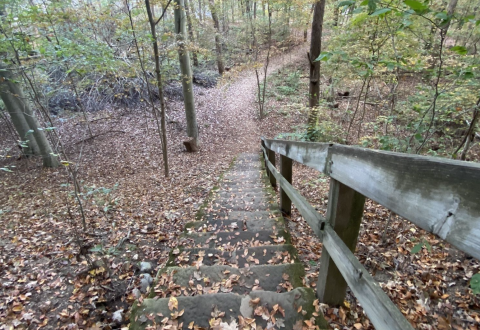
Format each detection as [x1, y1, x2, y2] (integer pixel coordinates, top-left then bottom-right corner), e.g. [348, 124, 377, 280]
[317, 179, 365, 306]
[267, 149, 276, 188]
[262, 138, 480, 260]
[261, 146, 325, 237]
[280, 155, 293, 215]
[329, 144, 480, 260]
[323, 225, 415, 330]
[262, 139, 330, 173]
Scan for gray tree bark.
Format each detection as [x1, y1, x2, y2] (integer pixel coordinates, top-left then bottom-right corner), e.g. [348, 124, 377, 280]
[307, 0, 326, 141]
[175, 0, 199, 148]
[0, 64, 59, 167]
[208, 0, 225, 75]
[184, 0, 199, 66]
[308, 0, 326, 108]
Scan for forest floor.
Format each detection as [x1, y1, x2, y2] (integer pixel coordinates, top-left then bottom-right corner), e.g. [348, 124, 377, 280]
[0, 37, 479, 330]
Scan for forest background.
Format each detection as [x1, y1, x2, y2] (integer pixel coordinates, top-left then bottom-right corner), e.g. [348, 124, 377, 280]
[0, 0, 479, 329]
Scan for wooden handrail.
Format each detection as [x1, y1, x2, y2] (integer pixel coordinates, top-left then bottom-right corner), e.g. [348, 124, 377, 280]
[261, 137, 480, 330]
[262, 138, 480, 260]
[260, 143, 414, 330]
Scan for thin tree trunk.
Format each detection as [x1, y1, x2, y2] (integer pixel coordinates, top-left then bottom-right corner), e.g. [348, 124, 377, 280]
[175, 0, 199, 148]
[460, 110, 478, 160]
[145, 0, 170, 176]
[127, 0, 169, 177]
[184, 0, 199, 66]
[453, 97, 480, 160]
[255, 10, 271, 119]
[306, 1, 324, 139]
[198, 0, 203, 21]
[208, 0, 225, 74]
[308, 0, 326, 109]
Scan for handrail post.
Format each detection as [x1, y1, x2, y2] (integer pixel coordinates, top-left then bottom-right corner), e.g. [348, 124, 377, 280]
[280, 154, 292, 215]
[317, 179, 365, 305]
[267, 149, 276, 188]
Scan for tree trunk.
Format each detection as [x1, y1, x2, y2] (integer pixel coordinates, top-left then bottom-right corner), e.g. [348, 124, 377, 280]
[145, 0, 170, 175]
[221, 0, 228, 33]
[0, 64, 59, 167]
[460, 109, 479, 160]
[175, 0, 199, 148]
[307, 0, 326, 141]
[208, 0, 225, 75]
[198, 0, 203, 21]
[184, 0, 199, 66]
[308, 0, 326, 108]
[0, 69, 40, 155]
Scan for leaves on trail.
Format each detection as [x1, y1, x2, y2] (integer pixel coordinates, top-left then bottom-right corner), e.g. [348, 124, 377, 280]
[218, 320, 238, 330]
[169, 296, 179, 311]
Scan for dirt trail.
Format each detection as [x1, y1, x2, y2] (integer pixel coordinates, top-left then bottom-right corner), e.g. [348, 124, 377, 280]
[198, 44, 309, 154]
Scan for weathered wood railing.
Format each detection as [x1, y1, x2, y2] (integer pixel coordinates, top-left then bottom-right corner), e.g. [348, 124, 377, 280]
[260, 137, 480, 330]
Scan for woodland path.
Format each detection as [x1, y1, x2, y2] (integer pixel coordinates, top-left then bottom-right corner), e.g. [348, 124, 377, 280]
[129, 44, 327, 329]
[130, 153, 328, 329]
[192, 43, 309, 156]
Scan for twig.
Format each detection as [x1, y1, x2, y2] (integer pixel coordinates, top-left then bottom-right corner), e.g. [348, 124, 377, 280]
[382, 212, 394, 244]
[116, 229, 131, 249]
[100, 284, 116, 292]
[154, 0, 173, 26]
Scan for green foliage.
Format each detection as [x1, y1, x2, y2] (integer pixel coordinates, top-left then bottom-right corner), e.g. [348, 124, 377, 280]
[84, 184, 119, 213]
[265, 68, 303, 102]
[471, 273, 480, 295]
[403, 0, 429, 14]
[410, 238, 432, 254]
[306, 120, 345, 143]
[90, 244, 120, 256]
[320, 0, 480, 155]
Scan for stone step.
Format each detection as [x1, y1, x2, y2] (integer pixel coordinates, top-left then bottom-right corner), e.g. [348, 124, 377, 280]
[211, 193, 274, 202]
[130, 287, 328, 330]
[154, 263, 305, 298]
[231, 164, 264, 170]
[218, 187, 268, 194]
[214, 190, 273, 200]
[227, 169, 263, 175]
[223, 175, 264, 182]
[203, 210, 283, 222]
[220, 181, 268, 189]
[166, 245, 300, 268]
[211, 195, 275, 206]
[185, 217, 284, 233]
[209, 198, 278, 212]
[236, 153, 261, 161]
[180, 230, 290, 250]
